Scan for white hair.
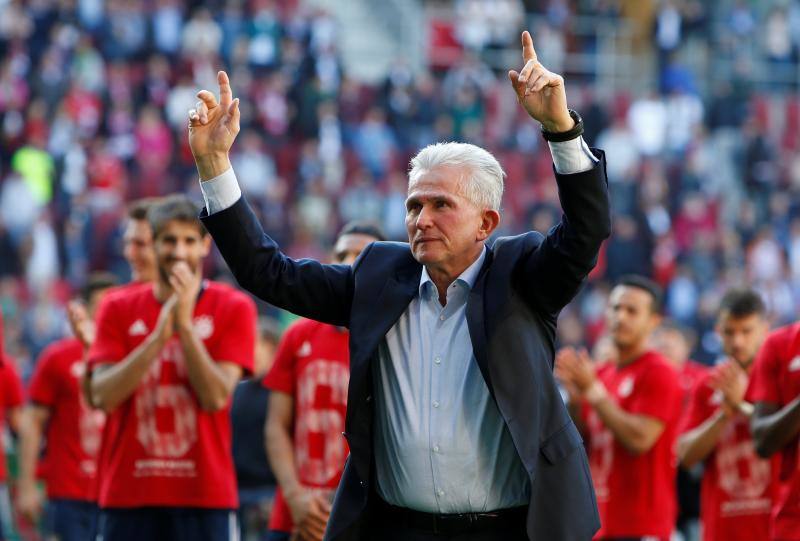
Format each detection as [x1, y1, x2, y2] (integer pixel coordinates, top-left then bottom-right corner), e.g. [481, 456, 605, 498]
[408, 142, 505, 211]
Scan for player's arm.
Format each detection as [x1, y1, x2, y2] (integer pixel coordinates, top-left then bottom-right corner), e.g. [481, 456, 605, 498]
[677, 410, 730, 469]
[91, 296, 176, 412]
[16, 405, 49, 521]
[265, 391, 330, 541]
[751, 398, 800, 458]
[176, 324, 242, 412]
[589, 391, 665, 455]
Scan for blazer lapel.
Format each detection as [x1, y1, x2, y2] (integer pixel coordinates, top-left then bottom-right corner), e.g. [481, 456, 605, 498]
[467, 247, 494, 398]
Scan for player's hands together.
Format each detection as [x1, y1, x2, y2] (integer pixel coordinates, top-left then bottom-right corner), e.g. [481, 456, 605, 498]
[169, 262, 202, 330]
[286, 488, 331, 541]
[188, 71, 241, 180]
[710, 360, 748, 417]
[555, 347, 597, 395]
[508, 31, 573, 133]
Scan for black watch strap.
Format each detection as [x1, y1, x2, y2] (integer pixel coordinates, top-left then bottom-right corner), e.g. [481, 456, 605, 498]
[540, 109, 584, 142]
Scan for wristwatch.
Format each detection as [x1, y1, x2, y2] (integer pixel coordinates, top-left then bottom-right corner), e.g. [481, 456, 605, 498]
[540, 109, 584, 142]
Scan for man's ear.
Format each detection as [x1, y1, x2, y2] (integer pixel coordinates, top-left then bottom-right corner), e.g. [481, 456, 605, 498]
[201, 234, 212, 257]
[477, 209, 501, 241]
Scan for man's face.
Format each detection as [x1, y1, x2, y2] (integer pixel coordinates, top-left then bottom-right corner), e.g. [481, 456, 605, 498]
[333, 233, 378, 265]
[606, 286, 660, 350]
[405, 164, 488, 269]
[716, 312, 768, 368]
[154, 220, 211, 283]
[651, 328, 689, 368]
[123, 219, 156, 283]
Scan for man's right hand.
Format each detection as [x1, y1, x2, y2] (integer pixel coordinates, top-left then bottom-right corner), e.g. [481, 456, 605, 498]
[286, 488, 332, 541]
[188, 70, 241, 180]
[153, 295, 177, 346]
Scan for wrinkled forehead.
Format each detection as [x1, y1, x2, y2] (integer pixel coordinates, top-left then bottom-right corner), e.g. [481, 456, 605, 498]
[407, 164, 469, 198]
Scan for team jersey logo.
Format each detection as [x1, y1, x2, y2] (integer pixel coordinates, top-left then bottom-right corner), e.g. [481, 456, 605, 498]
[298, 341, 312, 357]
[789, 356, 800, 372]
[193, 315, 214, 340]
[129, 319, 149, 336]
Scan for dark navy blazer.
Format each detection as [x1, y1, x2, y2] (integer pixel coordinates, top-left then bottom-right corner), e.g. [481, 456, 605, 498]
[201, 150, 611, 540]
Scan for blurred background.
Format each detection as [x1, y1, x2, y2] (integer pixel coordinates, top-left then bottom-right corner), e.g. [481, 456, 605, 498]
[1, 0, 799, 381]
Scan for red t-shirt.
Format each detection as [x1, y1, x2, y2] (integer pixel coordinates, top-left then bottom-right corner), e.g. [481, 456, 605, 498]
[88, 281, 256, 509]
[28, 337, 106, 501]
[681, 368, 776, 541]
[748, 322, 800, 540]
[0, 356, 24, 483]
[583, 350, 682, 540]
[262, 319, 350, 532]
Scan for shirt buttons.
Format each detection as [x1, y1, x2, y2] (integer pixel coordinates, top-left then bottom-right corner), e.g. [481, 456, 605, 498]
[437, 489, 445, 497]
[432, 401, 440, 408]
[439, 315, 445, 321]
[434, 357, 441, 364]
[433, 445, 440, 453]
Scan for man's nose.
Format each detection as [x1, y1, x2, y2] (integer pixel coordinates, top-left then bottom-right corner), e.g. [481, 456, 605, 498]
[173, 242, 188, 259]
[416, 206, 433, 230]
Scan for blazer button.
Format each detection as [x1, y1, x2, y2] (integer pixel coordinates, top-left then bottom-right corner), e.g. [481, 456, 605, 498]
[359, 481, 365, 487]
[366, 395, 372, 403]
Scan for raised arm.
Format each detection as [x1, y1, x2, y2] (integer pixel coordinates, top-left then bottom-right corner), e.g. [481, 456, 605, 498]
[187, 72, 355, 326]
[508, 32, 611, 315]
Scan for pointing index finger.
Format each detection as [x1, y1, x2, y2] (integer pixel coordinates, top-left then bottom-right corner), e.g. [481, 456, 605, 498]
[522, 30, 537, 63]
[218, 70, 233, 108]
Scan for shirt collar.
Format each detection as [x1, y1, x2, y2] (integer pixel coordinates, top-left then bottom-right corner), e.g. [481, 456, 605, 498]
[419, 246, 487, 297]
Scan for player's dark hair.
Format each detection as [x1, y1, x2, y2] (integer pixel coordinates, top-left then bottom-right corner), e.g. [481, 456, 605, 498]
[80, 272, 118, 303]
[338, 221, 386, 242]
[616, 274, 664, 314]
[718, 288, 766, 319]
[127, 197, 161, 221]
[258, 316, 282, 344]
[147, 195, 207, 239]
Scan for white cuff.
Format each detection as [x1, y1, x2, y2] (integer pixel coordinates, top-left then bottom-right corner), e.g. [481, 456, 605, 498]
[199, 168, 242, 215]
[548, 136, 598, 175]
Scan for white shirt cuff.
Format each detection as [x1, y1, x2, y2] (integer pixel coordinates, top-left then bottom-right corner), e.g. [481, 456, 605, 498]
[548, 136, 598, 175]
[199, 168, 242, 214]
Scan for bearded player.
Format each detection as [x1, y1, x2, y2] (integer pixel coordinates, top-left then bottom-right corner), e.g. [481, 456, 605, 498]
[88, 195, 257, 540]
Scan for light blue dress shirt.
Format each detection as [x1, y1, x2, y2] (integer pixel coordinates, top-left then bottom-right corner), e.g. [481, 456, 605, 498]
[373, 247, 531, 513]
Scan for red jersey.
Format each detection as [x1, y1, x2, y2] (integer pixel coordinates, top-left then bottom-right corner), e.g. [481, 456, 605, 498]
[748, 322, 800, 540]
[681, 369, 776, 541]
[583, 350, 682, 540]
[88, 281, 256, 509]
[262, 319, 350, 532]
[28, 338, 105, 501]
[0, 357, 23, 483]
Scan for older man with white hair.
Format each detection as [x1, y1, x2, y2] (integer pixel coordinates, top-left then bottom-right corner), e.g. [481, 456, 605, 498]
[188, 31, 610, 541]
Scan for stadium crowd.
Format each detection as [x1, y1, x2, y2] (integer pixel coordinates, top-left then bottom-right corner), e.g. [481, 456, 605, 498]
[1, 0, 800, 540]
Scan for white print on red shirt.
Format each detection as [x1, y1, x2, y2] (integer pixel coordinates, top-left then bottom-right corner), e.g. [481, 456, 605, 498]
[295, 359, 349, 486]
[72, 362, 105, 473]
[716, 419, 772, 516]
[134, 338, 198, 473]
[587, 408, 613, 501]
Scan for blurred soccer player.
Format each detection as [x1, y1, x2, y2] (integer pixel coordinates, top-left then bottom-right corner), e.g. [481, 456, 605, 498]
[652, 321, 708, 540]
[123, 198, 159, 284]
[0, 351, 24, 541]
[264, 222, 384, 541]
[231, 316, 281, 540]
[677, 288, 774, 541]
[17, 272, 117, 541]
[88, 195, 257, 541]
[556, 275, 682, 541]
[750, 298, 800, 540]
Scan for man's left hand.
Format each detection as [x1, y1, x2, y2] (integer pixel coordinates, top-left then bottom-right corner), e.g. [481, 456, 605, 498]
[169, 262, 202, 329]
[508, 31, 573, 133]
